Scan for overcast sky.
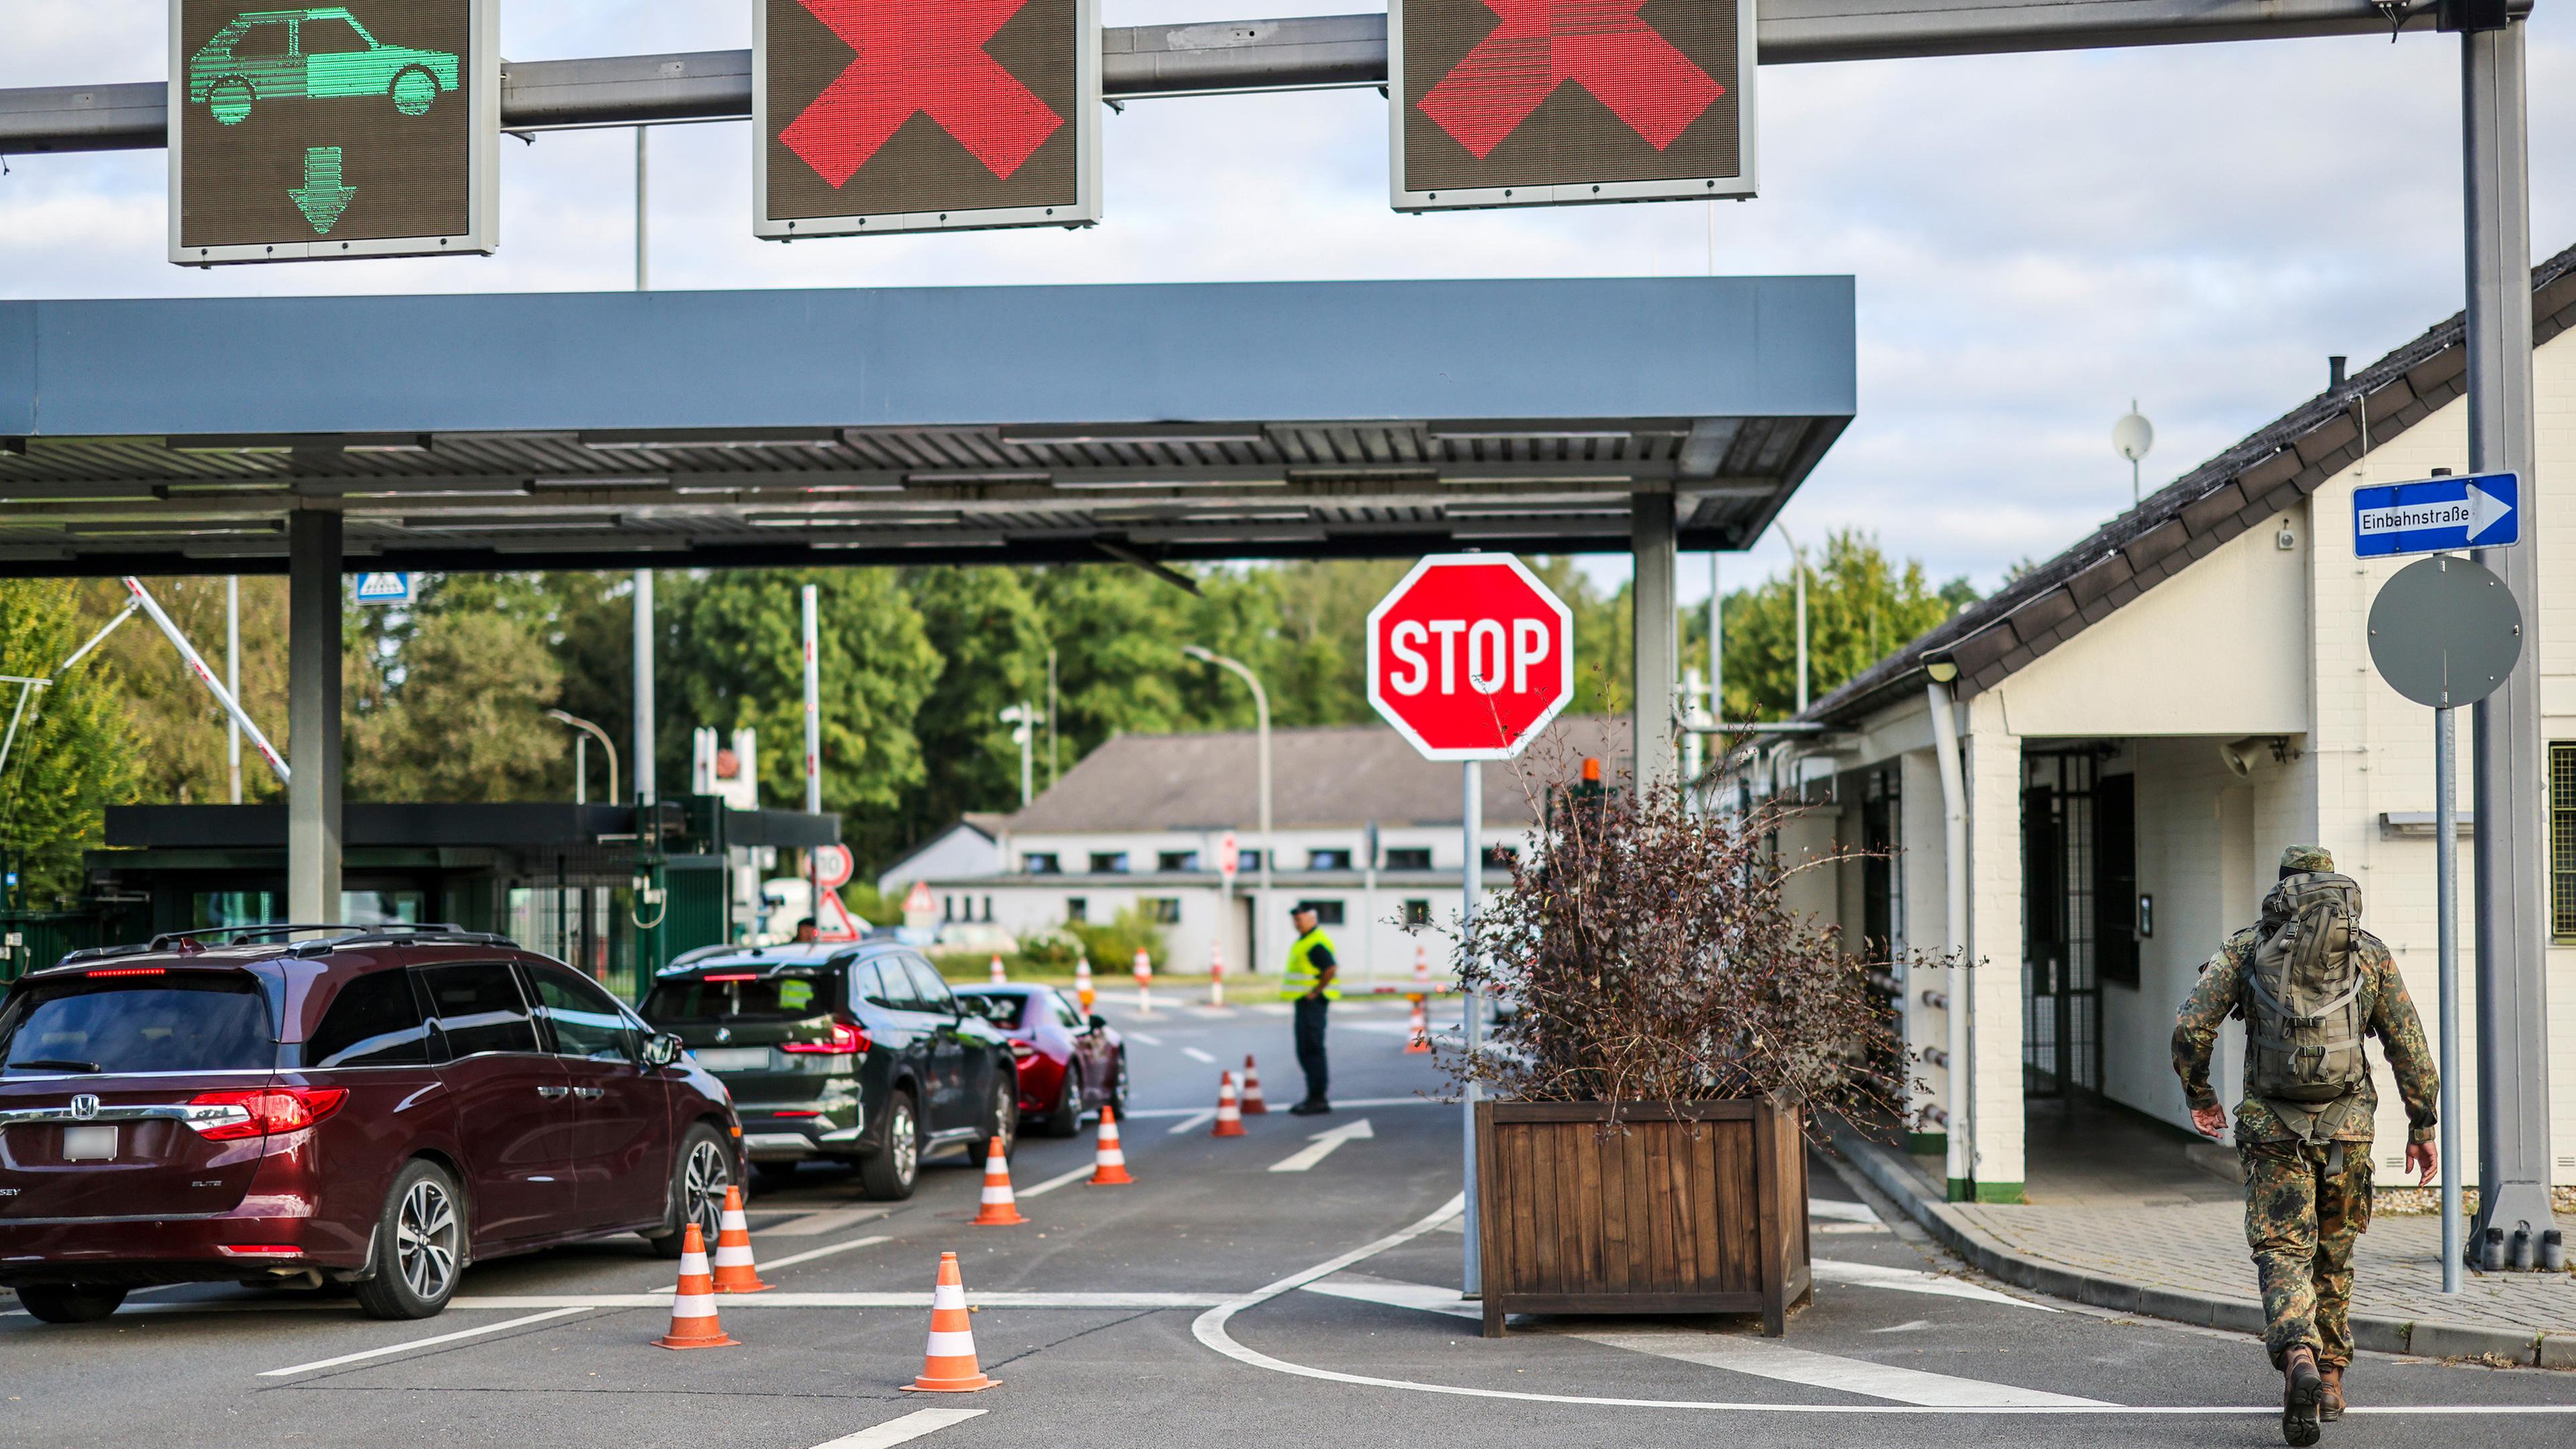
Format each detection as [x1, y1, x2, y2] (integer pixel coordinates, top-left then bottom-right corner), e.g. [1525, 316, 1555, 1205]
[6, 3, 2571, 604]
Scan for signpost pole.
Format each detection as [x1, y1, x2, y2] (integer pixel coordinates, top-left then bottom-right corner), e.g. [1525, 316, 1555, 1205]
[804, 584, 824, 934]
[1460, 758, 1482, 1299]
[2437, 698, 2462, 1293]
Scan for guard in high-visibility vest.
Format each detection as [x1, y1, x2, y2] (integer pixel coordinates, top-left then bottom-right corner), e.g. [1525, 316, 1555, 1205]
[1281, 904, 1341, 1114]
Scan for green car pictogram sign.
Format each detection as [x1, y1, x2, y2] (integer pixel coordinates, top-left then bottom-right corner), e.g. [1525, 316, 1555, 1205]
[188, 8, 460, 126]
[168, 0, 496, 265]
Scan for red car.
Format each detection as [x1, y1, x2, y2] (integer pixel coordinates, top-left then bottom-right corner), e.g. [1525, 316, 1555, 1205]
[0, 926, 741, 1324]
[952, 985, 1126, 1136]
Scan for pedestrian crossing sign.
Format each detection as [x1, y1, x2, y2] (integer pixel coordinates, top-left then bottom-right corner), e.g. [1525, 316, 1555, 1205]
[354, 572, 414, 605]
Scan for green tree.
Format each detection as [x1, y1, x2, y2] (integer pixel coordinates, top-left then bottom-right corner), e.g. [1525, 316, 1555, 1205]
[0, 581, 140, 904]
[1716, 531, 1972, 721]
[76, 577, 290, 806]
[661, 569, 941, 838]
[898, 566, 1049, 841]
[345, 576, 566, 802]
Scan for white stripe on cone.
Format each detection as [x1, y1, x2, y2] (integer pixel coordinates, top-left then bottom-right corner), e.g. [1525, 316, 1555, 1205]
[932, 1282, 967, 1310]
[924, 1330, 977, 1357]
[671, 1290, 719, 1320]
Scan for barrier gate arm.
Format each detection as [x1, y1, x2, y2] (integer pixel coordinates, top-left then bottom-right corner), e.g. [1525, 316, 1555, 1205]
[117, 579, 290, 786]
[0, 599, 140, 785]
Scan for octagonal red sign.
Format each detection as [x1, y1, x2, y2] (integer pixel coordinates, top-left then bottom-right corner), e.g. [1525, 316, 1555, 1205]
[1366, 554, 1574, 761]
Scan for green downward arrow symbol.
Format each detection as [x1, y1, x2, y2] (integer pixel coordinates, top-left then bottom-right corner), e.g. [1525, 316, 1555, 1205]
[289, 146, 356, 235]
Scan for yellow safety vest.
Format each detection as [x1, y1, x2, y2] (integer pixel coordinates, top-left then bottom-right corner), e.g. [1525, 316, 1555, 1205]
[1281, 928, 1342, 1000]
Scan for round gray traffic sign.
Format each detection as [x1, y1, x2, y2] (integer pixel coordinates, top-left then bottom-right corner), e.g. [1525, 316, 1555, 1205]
[2367, 555, 2522, 708]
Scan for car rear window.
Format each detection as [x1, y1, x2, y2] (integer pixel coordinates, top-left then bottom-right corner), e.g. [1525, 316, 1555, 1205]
[957, 993, 1028, 1029]
[643, 972, 830, 1024]
[0, 972, 275, 1075]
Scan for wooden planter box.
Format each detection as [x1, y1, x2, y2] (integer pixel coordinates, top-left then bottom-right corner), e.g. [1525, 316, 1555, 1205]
[1472, 1099, 1811, 1337]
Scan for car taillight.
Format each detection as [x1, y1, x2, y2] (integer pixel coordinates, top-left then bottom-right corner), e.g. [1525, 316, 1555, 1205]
[187, 1087, 350, 1141]
[216, 1244, 302, 1258]
[87, 967, 166, 977]
[781, 1020, 867, 1055]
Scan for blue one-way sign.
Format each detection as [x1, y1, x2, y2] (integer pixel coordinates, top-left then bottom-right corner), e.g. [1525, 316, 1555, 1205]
[2353, 471, 2519, 557]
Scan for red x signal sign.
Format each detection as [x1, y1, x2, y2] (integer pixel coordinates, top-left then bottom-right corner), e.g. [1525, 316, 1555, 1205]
[1391, 0, 1755, 211]
[755, 0, 1100, 239]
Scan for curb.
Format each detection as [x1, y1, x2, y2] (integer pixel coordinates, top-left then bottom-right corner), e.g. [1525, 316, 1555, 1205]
[1831, 1128, 2563, 1370]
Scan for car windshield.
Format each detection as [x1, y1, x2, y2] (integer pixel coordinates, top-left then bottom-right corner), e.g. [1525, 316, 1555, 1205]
[955, 992, 1028, 1029]
[0, 973, 275, 1075]
[643, 971, 828, 1024]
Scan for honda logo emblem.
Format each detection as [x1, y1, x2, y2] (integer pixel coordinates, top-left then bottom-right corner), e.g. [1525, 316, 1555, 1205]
[70, 1093, 99, 1120]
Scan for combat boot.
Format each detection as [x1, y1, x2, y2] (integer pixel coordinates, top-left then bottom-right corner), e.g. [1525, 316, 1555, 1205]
[2318, 1366, 2344, 1421]
[2281, 1346, 2324, 1446]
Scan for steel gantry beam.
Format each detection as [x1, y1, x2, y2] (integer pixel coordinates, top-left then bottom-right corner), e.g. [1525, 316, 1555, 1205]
[0, 0, 2521, 154]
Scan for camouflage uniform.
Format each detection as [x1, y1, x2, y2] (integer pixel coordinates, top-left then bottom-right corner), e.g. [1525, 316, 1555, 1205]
[2171, 846, 2438, 1371]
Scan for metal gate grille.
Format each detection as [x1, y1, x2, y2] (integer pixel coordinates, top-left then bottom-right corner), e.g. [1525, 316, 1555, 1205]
[2023, 751, 2101, 1097]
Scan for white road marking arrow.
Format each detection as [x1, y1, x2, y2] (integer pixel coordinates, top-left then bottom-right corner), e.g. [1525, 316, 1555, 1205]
[1269, 1116, 1375, 1171]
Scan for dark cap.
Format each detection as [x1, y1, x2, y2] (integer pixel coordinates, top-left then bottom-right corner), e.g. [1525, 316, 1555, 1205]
[1289, 903, 1317, 918]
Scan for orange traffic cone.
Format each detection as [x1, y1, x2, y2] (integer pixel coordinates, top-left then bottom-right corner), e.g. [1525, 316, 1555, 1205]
[653, 1222, 740, 1349]
[1208, 945, 1226, 1008]
[1238, 1054, 1269, 1114]
[1132, 947, 1154, 1015]
[1412, 941, 1433, 996]
[970, 1138, 1026, 1226]
[1405, 998, 1433, 1054]
[709, 1185, 771, 1293]
[904, 1252, 998, 1392]
[1087, 1104, 1134, 1185]
[1075, 956, 1095, 1014]
[988, 954, 1007, 985]
[1211, 1071, 1246, 1137]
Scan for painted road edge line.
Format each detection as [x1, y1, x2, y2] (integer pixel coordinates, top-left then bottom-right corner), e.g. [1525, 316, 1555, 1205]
[1187, 1211, 2576, 1416]
[1123, 1030, 1165, 1046]
[806, 1407, 987, 1448]
[450, 1291, 1232, 1309]
[1270, 1118, 1374, 1172]
[761, 1233, 894, 1273]
[1181, 1046, 1218, 1063]
[258, 1306, 592, 1378]
[1016, 1163, 1097, 1199]
[1127, 1096, 1436, 1118]
[1166, 1110, 1217, 1134]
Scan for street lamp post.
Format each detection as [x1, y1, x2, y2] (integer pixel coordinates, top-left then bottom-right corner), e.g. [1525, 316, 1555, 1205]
[999, 703, 1042, 806]
[545, 710, 619, 807]
[1184, 645, 1270, 975]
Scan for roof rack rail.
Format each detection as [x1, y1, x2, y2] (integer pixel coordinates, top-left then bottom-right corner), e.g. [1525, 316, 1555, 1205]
[144, 922, 474, 951]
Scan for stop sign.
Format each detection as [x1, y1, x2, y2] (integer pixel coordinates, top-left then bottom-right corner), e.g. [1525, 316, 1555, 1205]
[1366, 554, 1574, 759]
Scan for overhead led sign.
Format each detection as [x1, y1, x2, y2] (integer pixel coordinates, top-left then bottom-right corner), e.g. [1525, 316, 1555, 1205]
[755, 0, 1102, 239]
[168, 1, 498, 264]
[1389, 0, 1756, 212]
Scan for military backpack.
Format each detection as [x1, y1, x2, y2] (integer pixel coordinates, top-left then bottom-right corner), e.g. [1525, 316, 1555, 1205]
[2245, 871, 2370, 1104]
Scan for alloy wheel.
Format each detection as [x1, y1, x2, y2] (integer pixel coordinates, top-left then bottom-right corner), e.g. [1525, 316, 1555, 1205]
[889, 1101, 918, 1187]
[682, 1138, 731, 1245]
[395, 1178, 460, 1303]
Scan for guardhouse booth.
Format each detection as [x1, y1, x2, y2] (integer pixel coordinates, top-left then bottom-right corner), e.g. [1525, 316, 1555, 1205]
[78, 799, 839, 1000]
[1756, 244, 2576, 1204]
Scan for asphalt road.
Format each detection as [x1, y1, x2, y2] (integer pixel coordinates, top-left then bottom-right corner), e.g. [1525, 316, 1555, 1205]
[4, 991, 2570, 1449]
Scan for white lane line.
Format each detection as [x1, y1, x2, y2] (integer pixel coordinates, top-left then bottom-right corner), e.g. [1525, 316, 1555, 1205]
[1165, 1110, 1216, 1134]
[807, 1407, 987, 1447]
[763, 1207, 890, 1238]
[1016, 1163, 1096, 1199]
[1123, 1030, 1166, 1046]
[1125, 1095, 1436, 1118]
[1303, 1273, 1479, 1320]
[1269, 1118, 1374, 1172]
[1181, 1046, 1217, 1064]
[1808, 1198, 1880, 1226]
[449, 1292, 1228, 1309]
[760, 1232, 895, 1273]
[258, 1306, 592, 1378]
[1810, 1258, 2054, 1312]
[1574, 1328, 2110, 1408]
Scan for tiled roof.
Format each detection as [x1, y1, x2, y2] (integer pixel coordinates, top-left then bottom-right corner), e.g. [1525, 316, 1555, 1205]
[1803, 241, 2576, 728]
[1002, 717, 1632, 835]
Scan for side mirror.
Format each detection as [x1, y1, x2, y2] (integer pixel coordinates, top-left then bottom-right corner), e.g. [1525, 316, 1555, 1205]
[1089, 1014, 1109, 1033]
[643, 1033, 683, 1067]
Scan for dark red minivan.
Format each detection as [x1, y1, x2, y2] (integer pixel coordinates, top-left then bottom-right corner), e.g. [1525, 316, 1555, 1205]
[0, 926, 741, 1324]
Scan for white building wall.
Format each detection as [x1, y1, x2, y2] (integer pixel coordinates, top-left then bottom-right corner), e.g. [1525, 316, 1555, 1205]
[1898, 746, 1951, 1140]
[1963, 694, 2025, 1196]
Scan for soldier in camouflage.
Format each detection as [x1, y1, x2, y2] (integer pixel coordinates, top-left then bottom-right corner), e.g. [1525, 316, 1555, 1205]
[2174, 845, 2438, 1445]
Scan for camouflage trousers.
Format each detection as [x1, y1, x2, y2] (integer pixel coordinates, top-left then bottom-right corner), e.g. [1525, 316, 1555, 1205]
[2241, 1138, 2373, 1369]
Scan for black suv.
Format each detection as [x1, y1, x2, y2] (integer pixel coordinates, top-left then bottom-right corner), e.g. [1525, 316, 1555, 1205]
[639, 943, 1015, 1201]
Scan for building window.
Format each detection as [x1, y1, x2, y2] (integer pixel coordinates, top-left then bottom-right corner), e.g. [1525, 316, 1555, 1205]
[1089, 852, 1128, 874]
[1294, 900, 1346, 926]
[1308, 849, 1352, 871]
[1065, 898, 1087, 922]
[1158, 851, 1199, 872]
[1481, 846, 1518, 871]
[1385, 847, 1432, 871]
[2553, 743, 2576, 940]
[943, 896, 955, 922]
[1403, 898, 1432, 927]
[1142, 898, 1182, 924]
[1024, 853, 1060, 875]
[1237, 849, 1262, 871]
[981, 896, 994, 922]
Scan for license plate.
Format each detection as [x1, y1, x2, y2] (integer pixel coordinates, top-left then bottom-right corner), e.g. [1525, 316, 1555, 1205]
[689, 1046, 771, 1071]
[61, 1125, 117, 1161]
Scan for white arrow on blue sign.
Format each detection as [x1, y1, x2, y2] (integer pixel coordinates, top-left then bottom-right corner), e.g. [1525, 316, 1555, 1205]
[352, 572, 415, 606]
[2352, 471, 2519, 557]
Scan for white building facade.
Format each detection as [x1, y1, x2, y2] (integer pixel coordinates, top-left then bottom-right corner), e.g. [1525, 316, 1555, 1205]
[1763, 248, 2576, 1207]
